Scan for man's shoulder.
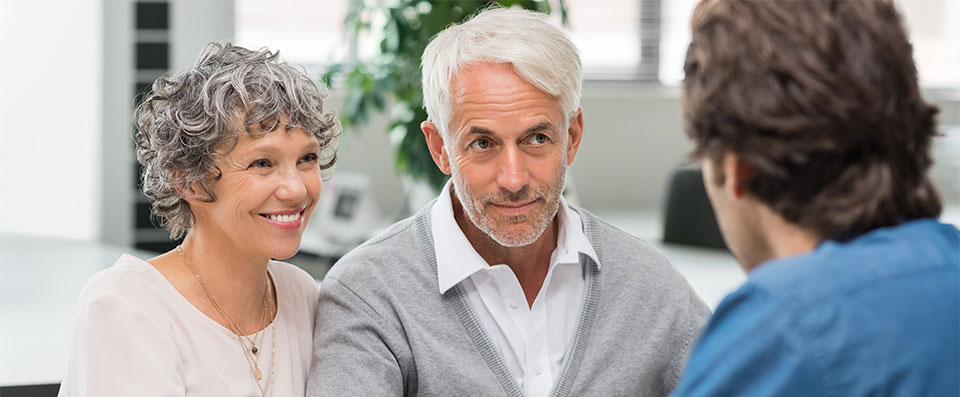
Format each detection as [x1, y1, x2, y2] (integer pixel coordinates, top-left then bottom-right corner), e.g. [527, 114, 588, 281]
[748, 219, 959, 309]
[705, 220, 960, 396]
[574, 207, 704, 305]
[323, 214, 434, 293]
[573, 206, 673, 269]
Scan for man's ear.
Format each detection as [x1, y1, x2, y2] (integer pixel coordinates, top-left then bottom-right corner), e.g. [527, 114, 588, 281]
[722, 153, 755, 199]
[565, 108, 584, 165]
[422, 121, 451, 175]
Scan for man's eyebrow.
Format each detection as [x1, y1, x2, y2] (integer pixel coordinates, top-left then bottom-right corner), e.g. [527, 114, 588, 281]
[467, 126, 495, 136]
[526, 122, 554, 134]
[465, 123, 554, 137]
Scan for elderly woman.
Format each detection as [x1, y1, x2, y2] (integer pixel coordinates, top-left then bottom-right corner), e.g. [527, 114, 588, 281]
[59, 43, 338, 396]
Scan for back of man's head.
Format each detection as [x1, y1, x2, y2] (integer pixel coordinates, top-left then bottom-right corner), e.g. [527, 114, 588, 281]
[683, 0, 942, 240]
[421, 7, 582, 137]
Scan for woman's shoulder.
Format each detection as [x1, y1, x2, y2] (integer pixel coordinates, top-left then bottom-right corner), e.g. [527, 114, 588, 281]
[77, 254, 175, 311]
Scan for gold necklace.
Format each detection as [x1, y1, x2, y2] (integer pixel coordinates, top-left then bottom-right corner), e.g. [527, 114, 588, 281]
[250, 285, 269, 354]
[177, 245, 269, 353]
[177, 245, 273, 384]
[263, 320, 277, 396]
[237, 278, 271, 381]
[242, 277, 276, 396]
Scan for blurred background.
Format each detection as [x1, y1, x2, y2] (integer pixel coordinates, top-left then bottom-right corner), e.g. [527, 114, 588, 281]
[1, 0, 958, 393]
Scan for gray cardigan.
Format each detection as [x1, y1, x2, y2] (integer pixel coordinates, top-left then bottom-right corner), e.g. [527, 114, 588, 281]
[307, 204, 710, 396]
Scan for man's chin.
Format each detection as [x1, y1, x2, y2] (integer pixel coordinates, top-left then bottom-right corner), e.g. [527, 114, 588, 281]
[483, 224, 541, 247]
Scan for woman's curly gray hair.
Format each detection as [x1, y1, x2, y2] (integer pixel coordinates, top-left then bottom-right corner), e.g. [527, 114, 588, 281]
[135, 42, 339, 239]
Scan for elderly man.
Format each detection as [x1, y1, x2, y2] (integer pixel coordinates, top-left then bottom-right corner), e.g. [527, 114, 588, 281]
[672, 0, 959, 395]
[308, 7, 709, 397]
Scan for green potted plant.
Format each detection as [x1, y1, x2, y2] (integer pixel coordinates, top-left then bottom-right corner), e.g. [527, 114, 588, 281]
[323, 0, 569, 194]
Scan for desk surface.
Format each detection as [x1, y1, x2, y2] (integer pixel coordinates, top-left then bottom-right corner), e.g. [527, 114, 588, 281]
[0, 235, 155, 386]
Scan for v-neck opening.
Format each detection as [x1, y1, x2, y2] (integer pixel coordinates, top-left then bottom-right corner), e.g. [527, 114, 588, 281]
[416, 208, 602, 397]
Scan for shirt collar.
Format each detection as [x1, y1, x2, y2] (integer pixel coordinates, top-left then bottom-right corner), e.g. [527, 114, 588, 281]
[431, 180, 601, 295]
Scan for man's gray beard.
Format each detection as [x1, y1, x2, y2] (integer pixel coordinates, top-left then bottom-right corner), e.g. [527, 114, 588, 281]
[451, 161, 566, 248]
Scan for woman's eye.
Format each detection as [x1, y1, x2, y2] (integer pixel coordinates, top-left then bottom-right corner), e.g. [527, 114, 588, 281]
[528, 133, 549, 145]
[470, 138, 493, 150]
[300, 153, 319, 163]
[249, 159, 271, 168]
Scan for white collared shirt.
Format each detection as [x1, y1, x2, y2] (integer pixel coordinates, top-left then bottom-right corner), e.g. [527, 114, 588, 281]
[431, 180, 600, 397]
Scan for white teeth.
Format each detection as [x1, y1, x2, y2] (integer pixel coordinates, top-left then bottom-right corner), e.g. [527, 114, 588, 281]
[267, 212, 301, 223]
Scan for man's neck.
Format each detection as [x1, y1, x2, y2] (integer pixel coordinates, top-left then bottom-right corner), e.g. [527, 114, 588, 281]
[451, 190, 558, 307]
[744, 205, 822, 273]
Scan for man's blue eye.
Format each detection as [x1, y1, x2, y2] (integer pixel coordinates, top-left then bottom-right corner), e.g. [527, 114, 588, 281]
[471, 138, 492, 150]
[529, 133, 549, 145]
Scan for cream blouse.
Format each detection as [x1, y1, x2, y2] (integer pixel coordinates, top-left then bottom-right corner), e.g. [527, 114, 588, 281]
[58, 254, 320, 396]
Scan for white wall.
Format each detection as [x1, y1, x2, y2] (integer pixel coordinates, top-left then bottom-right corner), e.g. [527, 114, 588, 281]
[0, 0, 103, 240]
[100, 0, 133, 246]
[170, 0, 234, 70]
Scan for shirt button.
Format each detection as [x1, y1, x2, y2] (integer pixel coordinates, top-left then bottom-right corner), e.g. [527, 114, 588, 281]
[508, 298, 520, 308]
[533, 365, 542, 375]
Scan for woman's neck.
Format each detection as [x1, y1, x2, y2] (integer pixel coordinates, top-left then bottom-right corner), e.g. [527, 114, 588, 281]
[171, 228, 274, 334]
[181, 231, 270, 294]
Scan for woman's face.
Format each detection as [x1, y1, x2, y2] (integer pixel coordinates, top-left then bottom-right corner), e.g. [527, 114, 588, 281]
[190, 126, 322, 261]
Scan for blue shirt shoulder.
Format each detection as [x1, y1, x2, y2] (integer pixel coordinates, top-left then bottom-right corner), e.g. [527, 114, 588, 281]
[673, 219, 960, 396]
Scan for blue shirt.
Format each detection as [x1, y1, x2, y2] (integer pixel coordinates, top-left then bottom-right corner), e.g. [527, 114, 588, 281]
[673, 219, 960, 396]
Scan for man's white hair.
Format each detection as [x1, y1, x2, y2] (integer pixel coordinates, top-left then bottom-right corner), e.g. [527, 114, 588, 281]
[421, 7, 583, 136]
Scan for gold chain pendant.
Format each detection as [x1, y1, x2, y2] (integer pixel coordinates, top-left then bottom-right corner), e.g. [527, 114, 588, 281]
[254, 367, 262, 380]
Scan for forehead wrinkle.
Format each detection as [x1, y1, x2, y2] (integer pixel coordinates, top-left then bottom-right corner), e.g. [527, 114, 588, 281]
[449, 64, 563, 141]
[451, 68, 555, 107]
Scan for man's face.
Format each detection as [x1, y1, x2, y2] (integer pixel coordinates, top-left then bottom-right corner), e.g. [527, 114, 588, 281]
[432, 62, 582, 247]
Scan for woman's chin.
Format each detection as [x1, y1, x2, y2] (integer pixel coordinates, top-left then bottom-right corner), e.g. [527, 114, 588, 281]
[264, 240, 303, 261]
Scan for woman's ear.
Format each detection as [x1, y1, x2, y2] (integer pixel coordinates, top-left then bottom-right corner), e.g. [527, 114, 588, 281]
[173, 172, 214, 205]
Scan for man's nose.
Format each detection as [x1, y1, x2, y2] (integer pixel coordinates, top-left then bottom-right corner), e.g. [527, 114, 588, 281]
[496, 146, 530, 194]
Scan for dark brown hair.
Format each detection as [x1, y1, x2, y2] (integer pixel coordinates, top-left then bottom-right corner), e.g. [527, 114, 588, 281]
[683, 0, 942, 240]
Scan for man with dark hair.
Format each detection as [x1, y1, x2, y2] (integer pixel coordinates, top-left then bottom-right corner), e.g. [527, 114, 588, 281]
[672, 0, 959, 395]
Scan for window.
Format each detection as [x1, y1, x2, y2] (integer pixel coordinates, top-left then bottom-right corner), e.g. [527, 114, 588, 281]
[564, 0, 651, 80]
[234, 0, 349, 67]
[235, 0, 662, 81]
[658, 0, 960, 88]
[897, 0, 960, 88]
[236, 1, 959, 89]
[658, 0, 697, 85]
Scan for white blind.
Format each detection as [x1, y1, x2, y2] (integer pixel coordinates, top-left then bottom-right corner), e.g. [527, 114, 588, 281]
[658, 0, 960, 88]
[234, 0, 349, 66]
